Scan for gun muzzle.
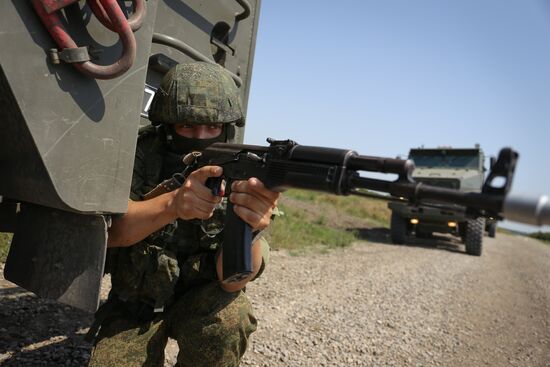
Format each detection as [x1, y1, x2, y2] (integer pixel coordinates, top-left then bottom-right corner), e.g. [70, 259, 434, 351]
[503, 193, 550, 226]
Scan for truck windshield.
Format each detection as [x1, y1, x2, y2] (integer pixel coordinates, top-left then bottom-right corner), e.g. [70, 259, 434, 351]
[410, 152, 479, 169]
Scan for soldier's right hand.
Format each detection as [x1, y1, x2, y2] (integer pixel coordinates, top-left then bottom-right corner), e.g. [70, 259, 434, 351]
[172, 166, 224, 220]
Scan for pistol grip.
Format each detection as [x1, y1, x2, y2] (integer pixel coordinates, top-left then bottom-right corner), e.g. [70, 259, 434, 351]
[222, 200, 253, 283]
[205, 176, 224, 196]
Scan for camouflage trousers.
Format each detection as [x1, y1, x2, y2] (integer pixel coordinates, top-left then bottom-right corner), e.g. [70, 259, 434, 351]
[88, 282, 257, 367]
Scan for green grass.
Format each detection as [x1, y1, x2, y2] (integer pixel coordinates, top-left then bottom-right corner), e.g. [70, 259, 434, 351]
[528, 231, 550, 244]
[0, 232, 12, 263]
[496, 228, 550, 246]
[265, 203, 358, 254]
[263, 189, 391, 254]
[284, 189, 391, 226]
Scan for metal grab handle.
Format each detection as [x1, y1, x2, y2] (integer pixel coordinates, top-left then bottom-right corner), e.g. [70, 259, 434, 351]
[87, 0, 146, 32]
[234, 0, 251, 21]
[152, 33, 243, 87]
[32, 0, 137, 79]
[39, 0, 80, 13]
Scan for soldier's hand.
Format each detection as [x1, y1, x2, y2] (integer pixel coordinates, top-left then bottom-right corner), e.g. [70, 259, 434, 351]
[230, 178, 280, 231]
[174, 165, 224, 220]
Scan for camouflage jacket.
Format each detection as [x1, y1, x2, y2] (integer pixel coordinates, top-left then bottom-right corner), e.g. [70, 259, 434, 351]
[107, 126, 269, 309]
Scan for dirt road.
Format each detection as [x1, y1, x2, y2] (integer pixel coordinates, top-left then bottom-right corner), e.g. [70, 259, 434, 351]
[1, 233, 549, 366]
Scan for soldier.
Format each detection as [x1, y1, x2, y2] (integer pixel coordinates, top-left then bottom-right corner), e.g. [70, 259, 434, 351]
[88, 62, 279, 367]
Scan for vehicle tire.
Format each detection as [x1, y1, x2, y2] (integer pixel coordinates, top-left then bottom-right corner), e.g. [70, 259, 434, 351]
[390, 212, 407, 244]
[487, 221, 497, 238]
[465, 217, 485, 256]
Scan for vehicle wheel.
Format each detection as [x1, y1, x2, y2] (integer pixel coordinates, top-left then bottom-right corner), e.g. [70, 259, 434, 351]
[390, 212, 407, 244]
[487, 221, 497, 238]
[465, 217, 485, 256]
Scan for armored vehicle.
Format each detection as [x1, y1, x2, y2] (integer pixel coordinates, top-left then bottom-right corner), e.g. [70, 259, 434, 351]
[388, 145, 493, 255]
[0, 0, 261, 312]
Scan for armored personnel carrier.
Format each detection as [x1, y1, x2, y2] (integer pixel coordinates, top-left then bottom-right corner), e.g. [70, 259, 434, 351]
[0, 0, 261, 312]
[388, 145, 494, 255]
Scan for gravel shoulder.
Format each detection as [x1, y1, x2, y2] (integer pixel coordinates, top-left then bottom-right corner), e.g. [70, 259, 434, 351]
[242, 233, 550, 367]
[1, 233, 550, 366]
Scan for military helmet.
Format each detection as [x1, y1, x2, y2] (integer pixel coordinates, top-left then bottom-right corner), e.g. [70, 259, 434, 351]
[148, 62, 244, 127]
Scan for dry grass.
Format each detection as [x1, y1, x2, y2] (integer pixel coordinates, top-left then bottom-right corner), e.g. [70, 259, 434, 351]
[263, 189, 391, 253]
[0, 233, 12, 263]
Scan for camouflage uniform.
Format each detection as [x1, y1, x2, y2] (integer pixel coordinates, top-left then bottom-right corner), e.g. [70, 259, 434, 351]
[88, 63, 268, 367]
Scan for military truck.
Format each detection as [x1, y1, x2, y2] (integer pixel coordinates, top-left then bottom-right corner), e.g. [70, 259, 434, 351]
[0, 0, 261, 312]
[388, 145, 493, 255]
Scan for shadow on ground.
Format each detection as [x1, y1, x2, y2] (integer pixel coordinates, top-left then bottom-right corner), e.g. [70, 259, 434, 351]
[0, 286, 94, 366]
[350, 227, 466, 255]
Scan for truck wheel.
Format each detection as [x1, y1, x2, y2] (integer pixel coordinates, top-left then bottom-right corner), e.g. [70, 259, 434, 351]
[390, 212, 407, 244]
[487, 221, 497, 238]
[465, 217, 485, 256]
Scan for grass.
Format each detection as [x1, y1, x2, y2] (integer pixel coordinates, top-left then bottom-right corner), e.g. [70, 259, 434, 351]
[528, 231, 550, 244]
[496, 228, 550, 246]
[284, 189, 391, 226]
[0, 232, 12, 263]
[265, 189, 550, 253]
[264, 203, 358, 254]
[264, 189, 391, 254]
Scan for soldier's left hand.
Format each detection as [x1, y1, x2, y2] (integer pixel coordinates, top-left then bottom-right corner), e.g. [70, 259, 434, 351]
[229, 178, 280, 230]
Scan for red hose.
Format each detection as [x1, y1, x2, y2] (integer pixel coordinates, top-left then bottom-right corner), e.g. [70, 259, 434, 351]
[40, 0, 80, 14]
[88, 0, 146, 32]
[32, 0, 137, 79]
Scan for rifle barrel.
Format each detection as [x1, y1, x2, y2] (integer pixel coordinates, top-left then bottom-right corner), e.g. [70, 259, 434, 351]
[346, 155, 415, 176]
[348, 176, 503, 214]
[503, 194, 550, 226]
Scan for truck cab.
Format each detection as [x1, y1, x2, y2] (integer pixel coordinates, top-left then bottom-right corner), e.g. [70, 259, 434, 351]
[388, 145, 495, 255]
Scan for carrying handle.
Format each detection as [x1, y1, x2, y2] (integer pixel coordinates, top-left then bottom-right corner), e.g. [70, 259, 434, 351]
[87, 0, 146, 32]
[32, 0, 137, 79]
[234, 0, 251, 22]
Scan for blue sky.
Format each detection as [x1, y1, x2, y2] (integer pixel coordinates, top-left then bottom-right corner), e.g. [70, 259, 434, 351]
[244, 0, 550, 233]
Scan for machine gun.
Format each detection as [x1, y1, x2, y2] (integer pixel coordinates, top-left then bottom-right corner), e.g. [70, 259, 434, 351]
[145, 138, 550, 283]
